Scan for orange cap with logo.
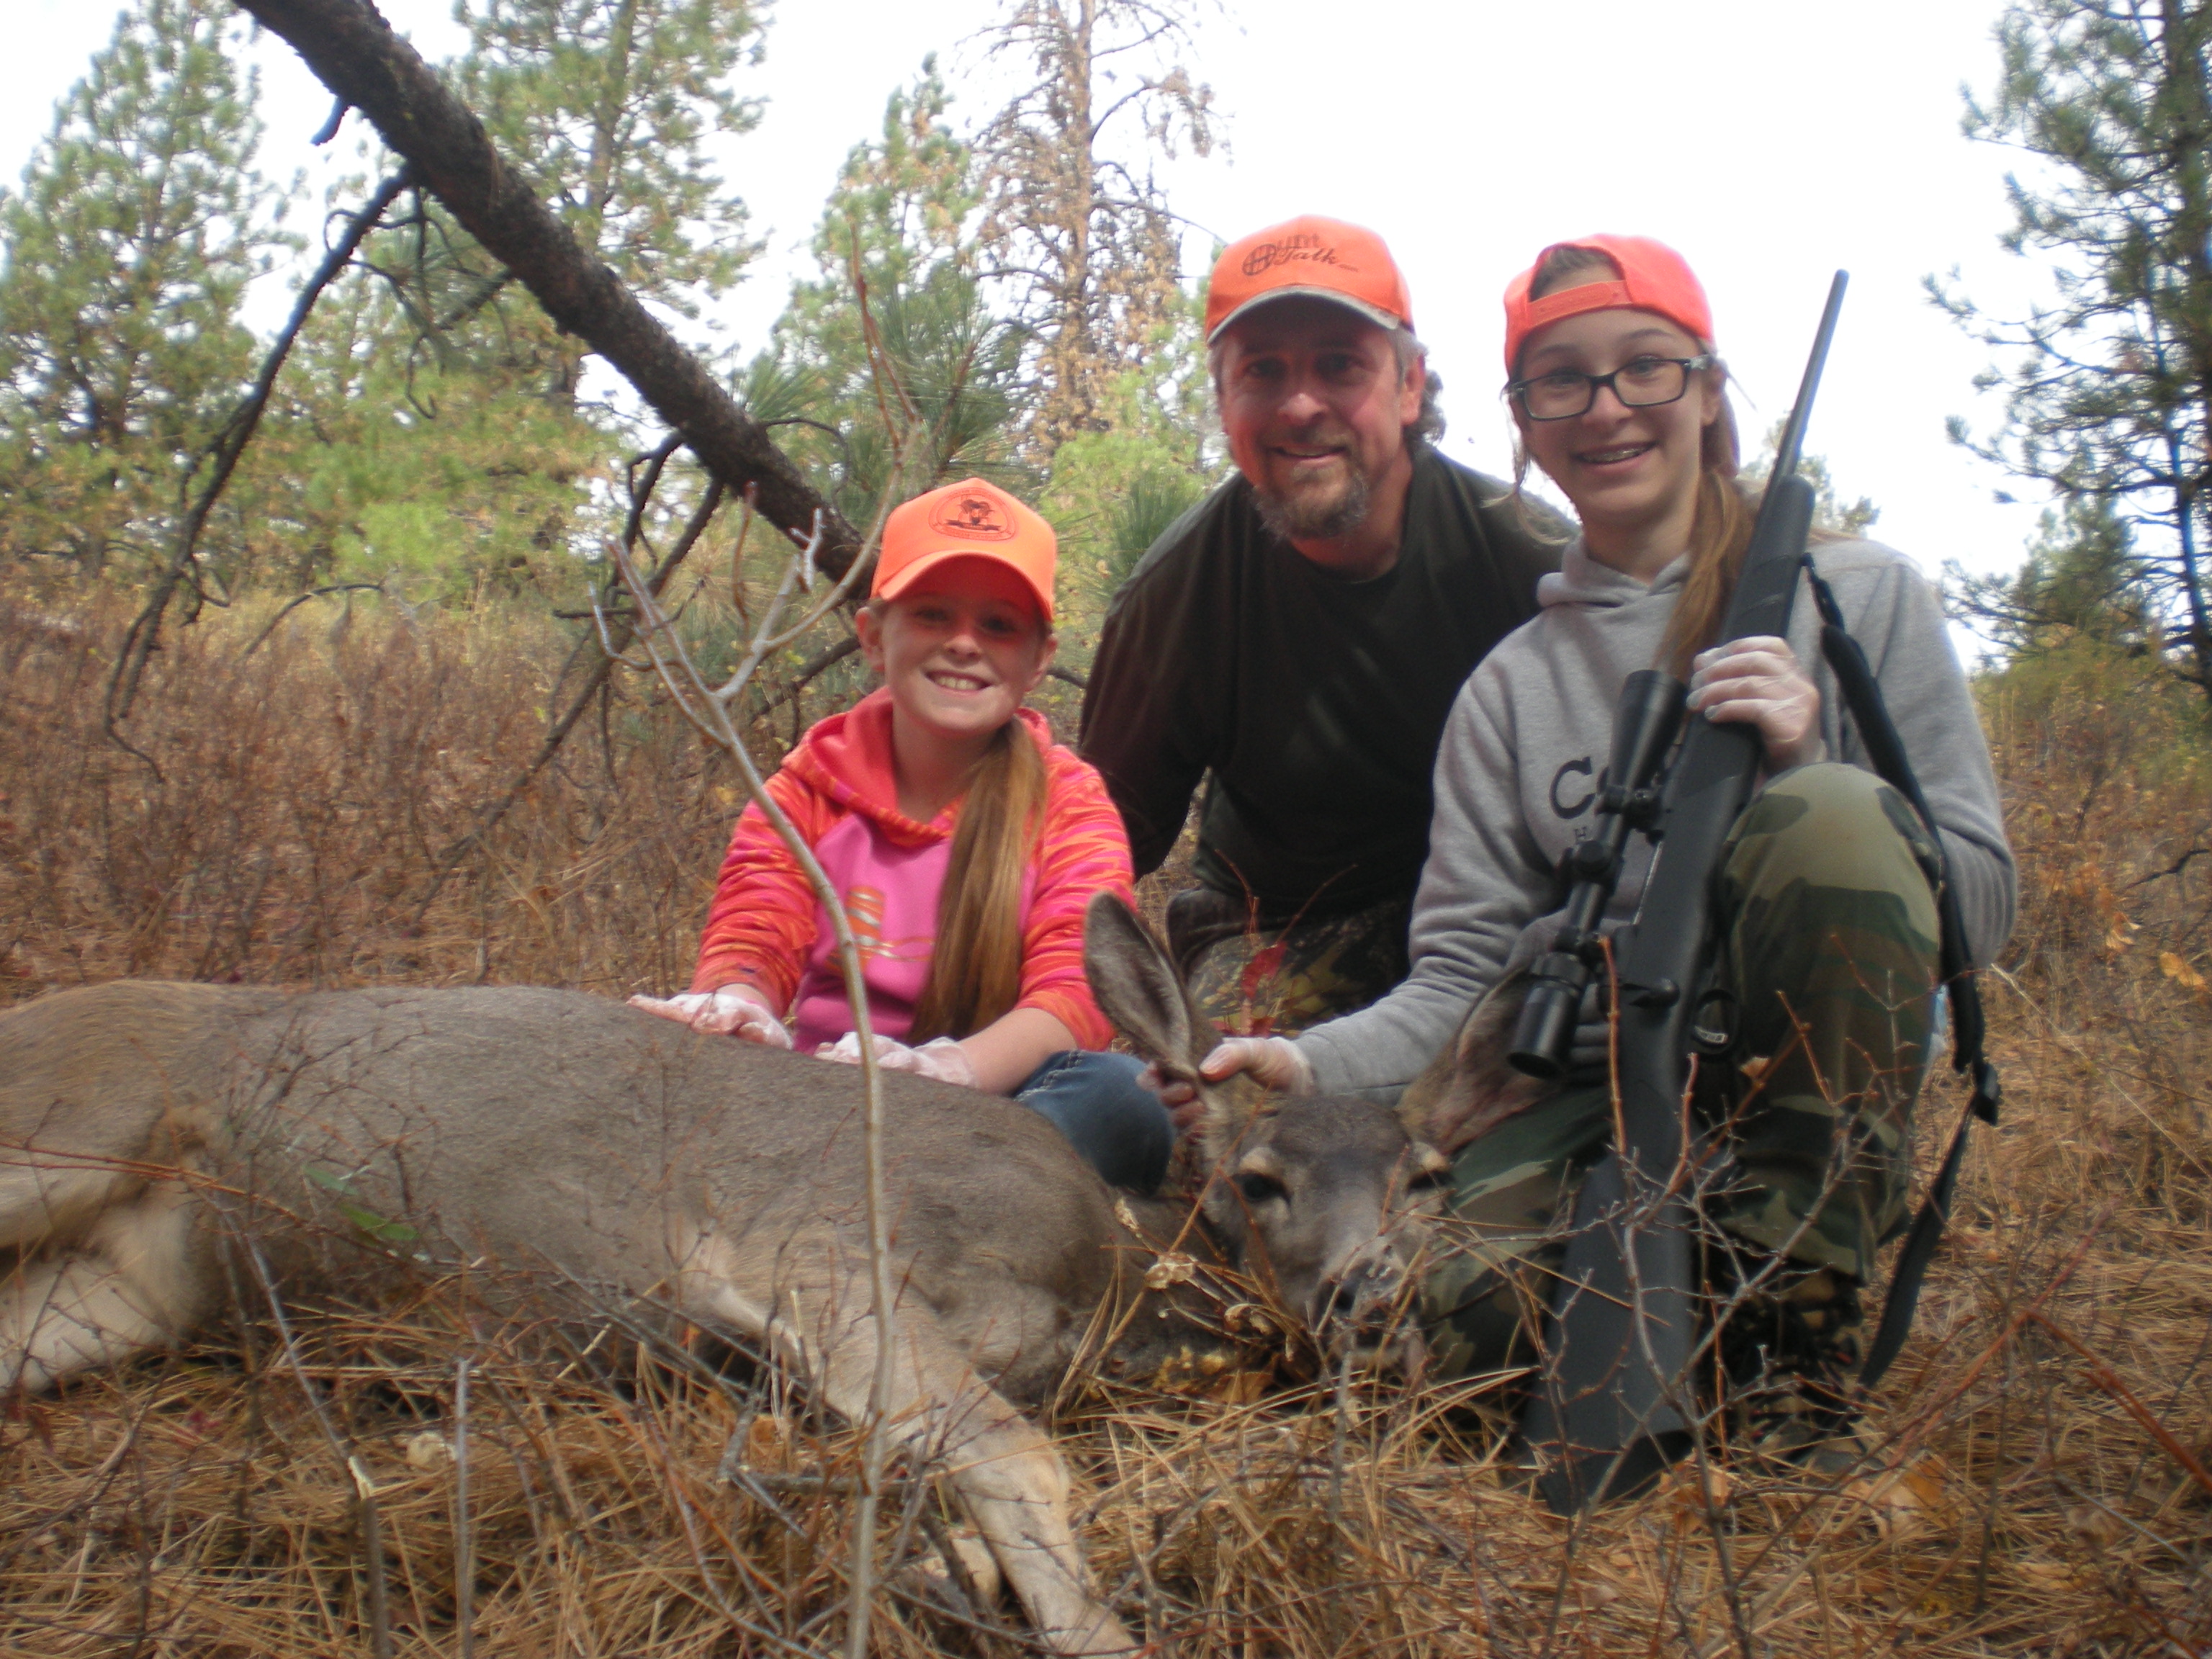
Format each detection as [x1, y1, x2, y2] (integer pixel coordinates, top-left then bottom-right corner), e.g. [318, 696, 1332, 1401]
[873, 477, 1058, 625]
[1501, 234, 1714, 375]
[1204, 215, 1414, 345]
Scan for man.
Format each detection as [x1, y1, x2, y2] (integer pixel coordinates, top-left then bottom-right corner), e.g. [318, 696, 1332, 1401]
[1080, 215, 1560, 1038]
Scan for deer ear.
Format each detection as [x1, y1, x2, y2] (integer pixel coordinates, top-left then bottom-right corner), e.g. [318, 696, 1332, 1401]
[1398, 969, 1552, 1153]
[1082, 892, 1220, 1085]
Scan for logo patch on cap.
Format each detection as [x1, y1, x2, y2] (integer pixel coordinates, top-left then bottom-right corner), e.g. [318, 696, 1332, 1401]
[927, 490, 1017, 541]
[1239, 232, 1357, 280]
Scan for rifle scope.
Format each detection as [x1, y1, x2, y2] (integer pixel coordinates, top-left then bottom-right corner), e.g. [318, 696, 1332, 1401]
[1508, 668, 1687, 1078]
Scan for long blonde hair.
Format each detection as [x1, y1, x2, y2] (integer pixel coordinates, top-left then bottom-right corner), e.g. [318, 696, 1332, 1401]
[1514, 245, 1753, 679]
[890, 620, 1051, 1043]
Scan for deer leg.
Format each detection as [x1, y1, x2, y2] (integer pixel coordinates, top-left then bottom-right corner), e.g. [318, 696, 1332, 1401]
[695, 1259, 1136, 1657]
[1, 1177, 211, 1392]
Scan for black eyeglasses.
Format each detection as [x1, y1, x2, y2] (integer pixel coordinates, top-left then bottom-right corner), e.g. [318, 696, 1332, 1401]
[1507, 354, 1714, 421]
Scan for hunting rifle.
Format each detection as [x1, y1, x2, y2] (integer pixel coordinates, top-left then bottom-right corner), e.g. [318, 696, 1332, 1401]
[1506, 271, 2002, 1514]
[1508, 274, 1848, 1512]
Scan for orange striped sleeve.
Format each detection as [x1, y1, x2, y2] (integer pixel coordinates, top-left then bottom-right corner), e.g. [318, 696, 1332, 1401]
[1015, 747, 1136, 1049]
[690, 766, 840, 1009]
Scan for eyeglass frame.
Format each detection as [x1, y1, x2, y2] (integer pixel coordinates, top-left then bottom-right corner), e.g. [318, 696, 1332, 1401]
[1505, 354, 1717, 421]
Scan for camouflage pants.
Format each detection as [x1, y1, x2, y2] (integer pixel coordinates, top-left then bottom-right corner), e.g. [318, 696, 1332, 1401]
[1166, 885, 1411, 1038]
[1423, 763, 1943, 1384]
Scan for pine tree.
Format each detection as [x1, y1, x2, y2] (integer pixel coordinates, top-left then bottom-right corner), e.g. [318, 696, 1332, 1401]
[971, 0, 1216, 461]
[1948, 495, 2154, 656]
[1935, 0, 2212, 700]
[752, 63, 1030, 529]
[0, 0, 289, 573]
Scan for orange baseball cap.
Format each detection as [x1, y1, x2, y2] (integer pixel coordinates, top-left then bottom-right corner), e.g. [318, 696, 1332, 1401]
[1501, 234, 1714, 375]
[1204, 215, 1414, 344]
[873, 477, 1058, 624]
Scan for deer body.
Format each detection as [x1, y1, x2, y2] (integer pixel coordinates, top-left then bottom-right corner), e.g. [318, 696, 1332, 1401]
[0, 899, 1448, 1654]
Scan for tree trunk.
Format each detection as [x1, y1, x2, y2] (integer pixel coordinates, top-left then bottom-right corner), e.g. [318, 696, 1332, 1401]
[233, 0, 866, 576]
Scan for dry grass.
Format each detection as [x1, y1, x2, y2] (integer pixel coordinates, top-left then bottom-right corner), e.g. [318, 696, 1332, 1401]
[2, 595, 2208, 1656]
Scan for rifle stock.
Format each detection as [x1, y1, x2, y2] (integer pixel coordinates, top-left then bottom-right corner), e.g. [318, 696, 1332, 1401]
[1520, 275, 1847, 1513]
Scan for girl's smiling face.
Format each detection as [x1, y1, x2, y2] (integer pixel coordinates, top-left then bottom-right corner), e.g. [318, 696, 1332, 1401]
[857, 556, 1056, 755]
[1513, 305, 1722, 571]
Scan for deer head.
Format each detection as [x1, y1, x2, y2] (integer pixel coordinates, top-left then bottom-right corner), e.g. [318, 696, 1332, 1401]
[1082, 893, 1449, 1360]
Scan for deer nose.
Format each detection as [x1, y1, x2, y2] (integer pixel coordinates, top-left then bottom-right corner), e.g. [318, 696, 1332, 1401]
[1317, 1236, 1408, 1336]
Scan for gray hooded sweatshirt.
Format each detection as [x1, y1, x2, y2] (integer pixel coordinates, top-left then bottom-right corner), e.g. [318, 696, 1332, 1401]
[1294, 536, 2017, 1097]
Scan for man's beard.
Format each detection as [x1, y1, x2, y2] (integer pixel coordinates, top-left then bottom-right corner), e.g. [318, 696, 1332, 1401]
[1254, 460, 1373, 544]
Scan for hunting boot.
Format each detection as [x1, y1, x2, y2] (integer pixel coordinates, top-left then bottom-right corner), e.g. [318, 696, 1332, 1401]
[1712, 1256, 1872, 1476]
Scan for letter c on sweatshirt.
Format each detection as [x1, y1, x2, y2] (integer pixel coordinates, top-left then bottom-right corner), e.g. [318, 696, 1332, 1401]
[1550, 756, 1596, 820]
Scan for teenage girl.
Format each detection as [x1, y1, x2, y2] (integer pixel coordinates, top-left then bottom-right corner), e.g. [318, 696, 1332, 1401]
[632, 477, 1173, 1193]
[1191, 236, 2017, 1456]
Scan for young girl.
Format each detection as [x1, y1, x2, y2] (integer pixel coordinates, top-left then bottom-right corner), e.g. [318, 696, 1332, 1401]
[1192, 236, 2017, 1458]
[631, 477, 1173, 1194]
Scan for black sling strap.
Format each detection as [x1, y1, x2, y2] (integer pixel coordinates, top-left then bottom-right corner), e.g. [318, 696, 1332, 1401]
[1802, 561, 2002, 1388]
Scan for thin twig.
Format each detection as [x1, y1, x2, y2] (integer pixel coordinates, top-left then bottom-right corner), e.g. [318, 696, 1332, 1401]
[454, 1354, 475, 1659]
[106, 168, 413, 748]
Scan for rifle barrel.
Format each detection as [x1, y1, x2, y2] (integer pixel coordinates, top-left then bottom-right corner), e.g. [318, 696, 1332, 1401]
[1769, 271, 1848, 483]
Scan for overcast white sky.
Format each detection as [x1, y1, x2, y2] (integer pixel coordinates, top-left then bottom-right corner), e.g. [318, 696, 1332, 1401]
[9, 0, 2055, 598]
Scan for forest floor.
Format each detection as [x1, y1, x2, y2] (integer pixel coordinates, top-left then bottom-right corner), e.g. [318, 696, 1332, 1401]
[1, 589, 2206, 1656]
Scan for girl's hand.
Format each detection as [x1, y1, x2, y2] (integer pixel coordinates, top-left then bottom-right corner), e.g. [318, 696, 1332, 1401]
[1141, 1035, 1314, 1135]
[1688, 636, 1825, 771]
[629, 984, 793, 1048]
[816, 1030, 979, 1089]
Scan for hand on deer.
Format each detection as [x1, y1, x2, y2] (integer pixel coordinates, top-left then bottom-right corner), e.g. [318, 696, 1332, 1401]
[628, 984, 793, 1048]
[817, 1030, 979, 1089]
[1142, 1035, 1313, 1133]
[1687, 635, 1825, 772]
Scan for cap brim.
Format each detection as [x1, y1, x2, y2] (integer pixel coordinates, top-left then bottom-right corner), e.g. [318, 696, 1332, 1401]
[1206, 287, 1408, 345]
[874, 546, 1054, 625]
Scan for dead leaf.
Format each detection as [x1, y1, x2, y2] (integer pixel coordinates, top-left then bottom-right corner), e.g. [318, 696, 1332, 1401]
[2064, 1503, 2124, 1547]
[2159, 950, 2208, 992]
[403, 1431, 453, 1470]
[1145, 1251, 1197, 1290]
[1846, 1451, 1956, 1541]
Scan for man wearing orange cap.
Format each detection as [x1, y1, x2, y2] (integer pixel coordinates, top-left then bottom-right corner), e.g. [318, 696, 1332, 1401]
[1081, 216, 1559, 1038]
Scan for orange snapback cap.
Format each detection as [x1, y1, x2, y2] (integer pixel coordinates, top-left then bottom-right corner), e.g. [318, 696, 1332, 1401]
[1501, 234, 1714, 375]
[1204, 215, 1414, 344]
[874, 477, 1058, 624]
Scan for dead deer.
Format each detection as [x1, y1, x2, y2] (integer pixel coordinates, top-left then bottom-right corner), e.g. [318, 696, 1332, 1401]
[0, 894, 1448, 1654]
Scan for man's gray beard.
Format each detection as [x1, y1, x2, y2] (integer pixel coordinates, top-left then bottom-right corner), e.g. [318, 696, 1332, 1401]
[1254, 467, 1372, 544]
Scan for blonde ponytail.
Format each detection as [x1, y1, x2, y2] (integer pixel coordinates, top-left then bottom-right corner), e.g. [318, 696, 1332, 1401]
[907, 717, 1048, 1043]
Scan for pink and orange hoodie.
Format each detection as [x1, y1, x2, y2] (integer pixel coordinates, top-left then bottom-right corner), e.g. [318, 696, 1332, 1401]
[689, 688, 1133, 1053]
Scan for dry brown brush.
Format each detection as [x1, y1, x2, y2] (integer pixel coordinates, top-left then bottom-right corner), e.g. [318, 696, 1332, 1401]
[1, 601, 2207, 1656]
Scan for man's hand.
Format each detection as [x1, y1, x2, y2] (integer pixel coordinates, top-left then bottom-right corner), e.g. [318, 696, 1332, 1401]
[629, 984, 793, 1048]
[1688, 635, 1825, 772]
[816, 1030, 979, 1089]
[1142, 1035, 1314, 1135]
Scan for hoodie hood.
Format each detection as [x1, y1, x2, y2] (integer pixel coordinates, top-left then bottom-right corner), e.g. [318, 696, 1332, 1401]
[780, 686, 1057, 843]
[1536, 536, 1691, 612]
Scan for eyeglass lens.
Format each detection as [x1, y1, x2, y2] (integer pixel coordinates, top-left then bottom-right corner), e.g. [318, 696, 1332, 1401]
[1519, 358, 1691, 420]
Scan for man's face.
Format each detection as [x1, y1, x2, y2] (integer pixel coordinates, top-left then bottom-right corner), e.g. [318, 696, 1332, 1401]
[1215, 299, 1422, 544]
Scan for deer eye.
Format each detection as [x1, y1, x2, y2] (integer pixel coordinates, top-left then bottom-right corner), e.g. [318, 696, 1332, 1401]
[1236, 1172, 1286, 1205]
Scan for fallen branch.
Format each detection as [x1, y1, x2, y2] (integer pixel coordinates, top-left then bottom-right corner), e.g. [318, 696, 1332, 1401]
[233, 0, 865, 577]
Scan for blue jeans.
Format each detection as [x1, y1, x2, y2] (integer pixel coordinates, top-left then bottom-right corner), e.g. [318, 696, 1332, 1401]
[1015, 1051, 1174, 1193]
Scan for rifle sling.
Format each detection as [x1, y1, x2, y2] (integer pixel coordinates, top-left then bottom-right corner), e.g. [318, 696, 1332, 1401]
[1802, 560, 2002, 1388]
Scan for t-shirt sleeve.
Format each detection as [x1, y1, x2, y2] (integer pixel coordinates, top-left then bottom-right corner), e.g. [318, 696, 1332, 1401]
[1016, 753, 1138, 1048]
[689, 767, 833, 1008]
[1079, 572, 1213, 876]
